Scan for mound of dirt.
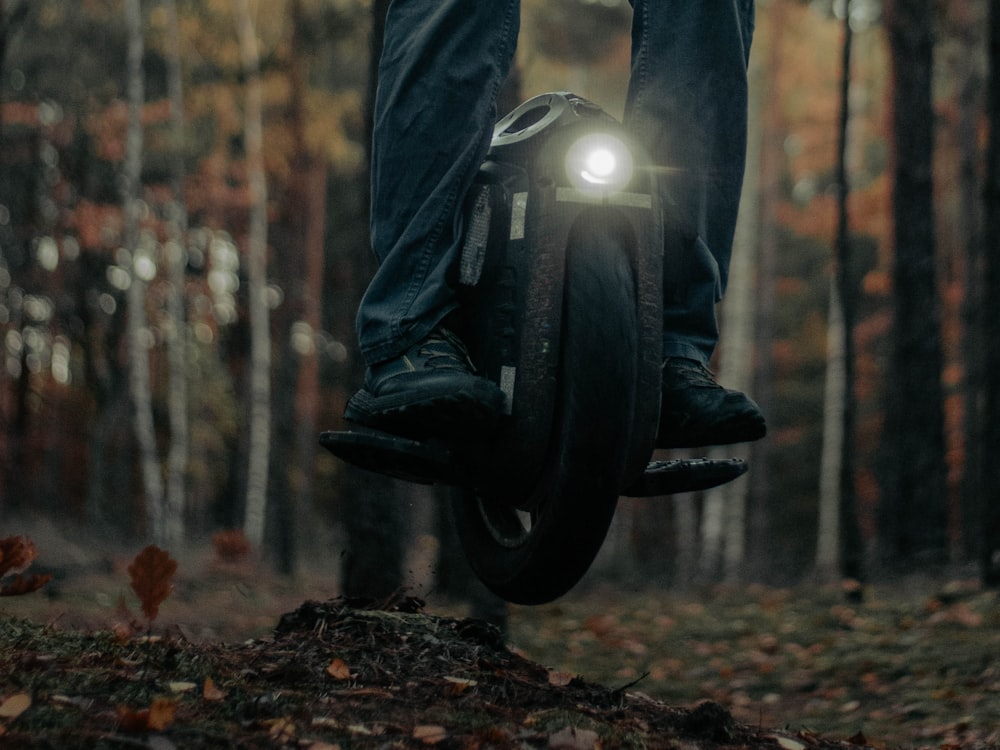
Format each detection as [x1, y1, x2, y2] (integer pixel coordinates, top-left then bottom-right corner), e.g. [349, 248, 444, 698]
[0, 597, 874, 748]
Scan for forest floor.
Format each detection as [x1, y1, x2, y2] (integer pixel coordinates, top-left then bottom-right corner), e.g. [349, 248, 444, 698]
[1, 547, 1000, 749]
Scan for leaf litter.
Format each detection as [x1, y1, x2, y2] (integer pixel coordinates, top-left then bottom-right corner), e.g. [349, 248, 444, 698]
[0, 595, 876, 749]
[1, 543, 999, 750]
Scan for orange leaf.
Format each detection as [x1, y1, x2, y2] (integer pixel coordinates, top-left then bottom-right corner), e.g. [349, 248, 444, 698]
[127, 545, 177, 622]
[117, 698, 177, 733]
[0, 573, 52, 597]
[326, 658, 352, 680]
[0, 693, 31, 720]
[146, 698, 176, 731]
[203, 677, 226, 702]
[0, 536, 37, 578]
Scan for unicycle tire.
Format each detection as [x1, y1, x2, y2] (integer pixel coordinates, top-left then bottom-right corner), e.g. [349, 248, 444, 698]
[451, 214, 639, 605]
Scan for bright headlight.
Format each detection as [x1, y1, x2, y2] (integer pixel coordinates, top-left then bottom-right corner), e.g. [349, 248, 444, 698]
[565, 133, 634, 192]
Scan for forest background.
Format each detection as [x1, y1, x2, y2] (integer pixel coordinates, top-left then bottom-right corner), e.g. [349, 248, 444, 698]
[1, 0, 1000, 603]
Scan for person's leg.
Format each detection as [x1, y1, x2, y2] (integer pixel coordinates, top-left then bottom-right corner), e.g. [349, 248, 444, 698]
[625, 0, 764, 447]
[347, 0, 520, 438]
[625, 0, 754, 363]
[358, 0, 521, 368]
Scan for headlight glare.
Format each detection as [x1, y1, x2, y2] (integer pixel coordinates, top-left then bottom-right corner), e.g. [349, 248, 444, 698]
[566, 133, 634, 193]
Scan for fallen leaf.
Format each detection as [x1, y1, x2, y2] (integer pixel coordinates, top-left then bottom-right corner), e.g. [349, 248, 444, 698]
[326, 657, 351, 680]
[548, 726, 601, 750]
[413, 725, 447, 744]
[127, 545, 178, 622]
[442, 676, 477, 696]
[168, 681, 197, 694]
[266, 717, 297, 741]
[147, 698, 177, 731]
[0, 536, 37, 577]
[117, 698, 177, 733]
[767, 736, 807, 750]
[547, 670, 575, 687]
[0, 573, 52, 597]
[203, 677, 226, 701]
[0, 693, 31, 720]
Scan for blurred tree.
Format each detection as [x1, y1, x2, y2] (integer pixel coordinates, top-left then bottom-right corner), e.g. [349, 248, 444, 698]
[234, 0, 272, 551]
[817, 0, 865, 585]
[879, 0, 948, 568]
[982, 0, 1000, 586]
[123, 0, 167, 541]
[162, 0, 190, 548]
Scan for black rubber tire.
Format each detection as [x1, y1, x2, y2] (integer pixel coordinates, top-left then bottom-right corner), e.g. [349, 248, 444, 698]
[451, 214, 638, 605]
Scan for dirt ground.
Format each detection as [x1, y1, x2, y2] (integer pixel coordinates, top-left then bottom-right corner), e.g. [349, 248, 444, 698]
[1, 536, 999, 749]
[1, 593, 875, 750]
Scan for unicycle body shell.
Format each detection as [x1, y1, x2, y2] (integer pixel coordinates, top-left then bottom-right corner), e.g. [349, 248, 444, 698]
[453, 92, 662, 496]
[445, 93, 662, 603]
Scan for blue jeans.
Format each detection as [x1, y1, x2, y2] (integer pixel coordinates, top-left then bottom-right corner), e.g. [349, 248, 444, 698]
[357, 0, 755, 368]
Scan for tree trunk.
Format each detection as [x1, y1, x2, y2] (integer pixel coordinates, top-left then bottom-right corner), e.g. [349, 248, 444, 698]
[340, 0, 406, 597]
[955, 0, 987, 569]
[234, 0, 272, 550]
[163, 0, 189, 548]
[879, 0, 948, 569]
[981, 0, 1000, 587]
[124, 0, 166, 542]
[818, 4, 864, 584]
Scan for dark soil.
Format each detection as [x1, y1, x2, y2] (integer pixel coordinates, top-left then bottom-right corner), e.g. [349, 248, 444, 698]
[0, 596, 874, 749]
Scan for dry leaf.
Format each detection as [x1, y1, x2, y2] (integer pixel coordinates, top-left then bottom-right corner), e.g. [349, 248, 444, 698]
[117, 698, 177, 734]
[0, 536, 50, 597]
[547, 670, 575, 687]
[127, 545, 178, 622]
[548, 726, 601, 750]
[168, 681, 197, 694]
[767, 736, 807, 750]
[0, 693, 31, 720]
[442, 676, 477, 696]
[413, 725, 447, 744]
[203, 677, 226, 701]
[0, 573, 52, 597]
[147, 698, 177, 731]
[326, 657, 351, 680]
[266, 716, 297, 741]
[0, 536, 37, 577]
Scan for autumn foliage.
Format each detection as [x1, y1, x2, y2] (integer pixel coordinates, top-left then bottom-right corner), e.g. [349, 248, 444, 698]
[0, 536, 51, 598]
[126, 544, 178, 622]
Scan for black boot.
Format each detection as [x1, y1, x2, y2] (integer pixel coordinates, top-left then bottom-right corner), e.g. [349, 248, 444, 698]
[656, 357, 766, 449]
[345, 328, 506, 440]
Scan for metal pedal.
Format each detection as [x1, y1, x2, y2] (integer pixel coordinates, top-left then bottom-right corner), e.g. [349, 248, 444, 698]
[622, 457, 748, 497]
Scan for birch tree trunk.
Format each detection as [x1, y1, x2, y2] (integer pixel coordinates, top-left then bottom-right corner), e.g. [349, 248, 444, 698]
[816, 6, 854, 582]
[124, 0, 166, 542]
[235, 0, 271, 549]
[163, 0, 189, 548]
